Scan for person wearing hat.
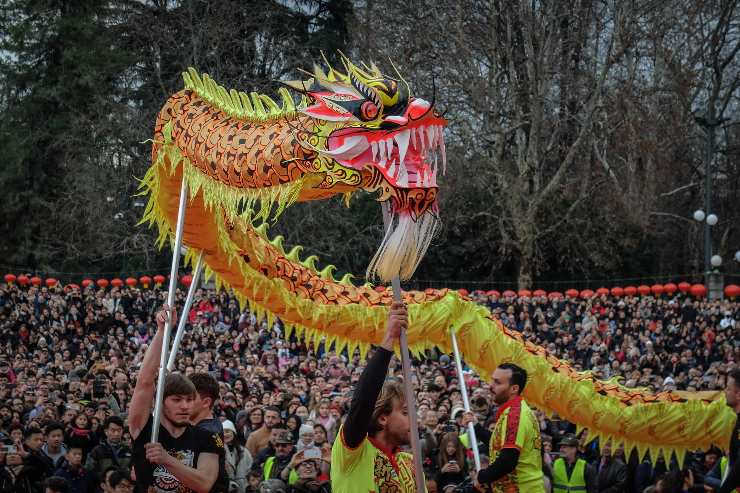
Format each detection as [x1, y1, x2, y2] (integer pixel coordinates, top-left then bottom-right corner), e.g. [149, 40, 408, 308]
[285, 453, 329, 493]
[223, 420, 252, 493]
[551, 434, 597, 493]
[262, 431, 295, 483]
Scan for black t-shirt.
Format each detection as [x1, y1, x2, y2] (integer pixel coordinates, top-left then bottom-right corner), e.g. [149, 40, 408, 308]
[132, 416, 223, 493]
[196, 418, 228, 493]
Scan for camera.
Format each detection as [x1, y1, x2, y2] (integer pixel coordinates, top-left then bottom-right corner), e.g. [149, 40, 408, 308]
[443, 421, 457, 433]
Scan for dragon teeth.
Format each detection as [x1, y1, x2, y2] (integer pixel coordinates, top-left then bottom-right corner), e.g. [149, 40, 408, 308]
[394, 130, 410, 168]
[397, 158, 409, 187]
[378, 139, 386, 165]
[426, 126, 435, 151]
[371, 141, 379, 162]
[386, 138, 394, 161]
[387, 158, 397, 176]
[409, 128, 416, 149]
[440, 133, 447, 175]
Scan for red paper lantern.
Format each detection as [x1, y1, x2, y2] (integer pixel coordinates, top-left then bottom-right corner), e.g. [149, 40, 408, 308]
[182, 274, 193, 287]
[502, 290, 517, 298]
[678, 282, 691, 293]
[82, 279, 93, 288]
[580, 289, 594, 299]
[689, 284, 707, 298]
[139, 275, 151, 288]
[17, 275, 29, 286]
[125, 277, 137, 287]
[66, 283, 80, 292]
[565, 289, 579, 298]
[637, 285, 651, 296]
[30, 276, 42, 286]
[4, 274, 16, 284]
[533, 289, 547, 297]
[624, 286, 637, 296]
[663, 283, 677, 295]
[548, 291, 564, 300]
[153, 274, 166, 286]
[651, 284, 664, 296]
[518, 289, 532, 298]
[45, 278, 58, 288]
[596, 287, 609, 296]
[486, 290, 500, 297]
[96, 279, 109, 289]
[111, 278, 124, 288]
[724, 284, 740, 299]
[610, 287, 624, 297]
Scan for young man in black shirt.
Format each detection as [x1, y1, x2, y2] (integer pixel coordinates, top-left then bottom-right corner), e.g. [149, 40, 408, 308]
[189, 372, 228, 493]
[128, 305, 221, 493]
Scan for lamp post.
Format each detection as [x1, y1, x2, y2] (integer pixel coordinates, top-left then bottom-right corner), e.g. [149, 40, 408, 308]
[694, 115, 724, 300]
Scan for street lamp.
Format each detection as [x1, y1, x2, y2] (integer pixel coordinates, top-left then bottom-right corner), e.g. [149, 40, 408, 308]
[706, 214, 718, 226]
[693, 210, 706, 222]
[711, 255, 722, 267]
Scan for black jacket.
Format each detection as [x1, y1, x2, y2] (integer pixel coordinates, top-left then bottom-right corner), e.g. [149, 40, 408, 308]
[0, 465, 43, 493]
[84, 440, 133, 477]
[596, 458, 627, 493]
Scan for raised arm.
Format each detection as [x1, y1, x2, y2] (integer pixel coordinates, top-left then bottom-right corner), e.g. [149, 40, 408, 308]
[342, 302, 406, 448]
[128, 305, 176, 439]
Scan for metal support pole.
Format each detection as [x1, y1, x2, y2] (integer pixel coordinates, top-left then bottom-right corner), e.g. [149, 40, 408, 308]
[703, 123, 714, 276]
[381, 203, 425, 493]
[450, 330, 481, 471]
[151, 178, 188, 443]
[167, 253, 204, 371]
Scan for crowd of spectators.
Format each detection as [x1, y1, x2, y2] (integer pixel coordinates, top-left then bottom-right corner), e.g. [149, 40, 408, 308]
[0, 279, 737, 493]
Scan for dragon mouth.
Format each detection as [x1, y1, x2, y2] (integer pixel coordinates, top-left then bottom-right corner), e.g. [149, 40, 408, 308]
[325, 118, 447, 192]
[322, 117, 446, 282]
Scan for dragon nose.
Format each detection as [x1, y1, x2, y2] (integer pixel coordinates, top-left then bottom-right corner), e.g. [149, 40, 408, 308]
[383, 115, 408, 125]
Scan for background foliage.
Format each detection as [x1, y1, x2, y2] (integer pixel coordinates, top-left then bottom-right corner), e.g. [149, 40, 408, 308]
[0, 0, 738, 288]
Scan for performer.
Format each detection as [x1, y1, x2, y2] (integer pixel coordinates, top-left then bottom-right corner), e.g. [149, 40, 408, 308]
[331, 301, 423, 492]
[128, 305, 221, 493]
[463, 363, 545, 492]
[190, 373, 229, 493]
[719, 367, 740, 493]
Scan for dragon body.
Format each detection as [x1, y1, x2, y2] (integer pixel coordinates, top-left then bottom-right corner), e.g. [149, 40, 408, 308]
[141, 57, 735, 462]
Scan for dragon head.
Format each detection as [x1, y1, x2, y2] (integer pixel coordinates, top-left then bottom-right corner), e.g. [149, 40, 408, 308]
[285, 55, 447, 281]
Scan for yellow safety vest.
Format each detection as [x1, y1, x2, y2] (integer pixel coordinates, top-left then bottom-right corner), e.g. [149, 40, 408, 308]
[263, 456, 298, 484]
[552, 457, 587, 493]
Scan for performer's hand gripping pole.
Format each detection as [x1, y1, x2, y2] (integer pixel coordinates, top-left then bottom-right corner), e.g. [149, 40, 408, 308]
[451, 329, 481, 471]
[167, 253, 204, 371]
[382, 203, 425, 493]
[151, 179, 188, 443]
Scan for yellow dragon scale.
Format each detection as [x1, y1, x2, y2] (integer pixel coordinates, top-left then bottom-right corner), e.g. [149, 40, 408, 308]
[140, 66, 736, 462]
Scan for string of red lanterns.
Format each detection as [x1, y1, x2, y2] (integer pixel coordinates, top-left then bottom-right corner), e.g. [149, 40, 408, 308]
[1, 273, 738, 300]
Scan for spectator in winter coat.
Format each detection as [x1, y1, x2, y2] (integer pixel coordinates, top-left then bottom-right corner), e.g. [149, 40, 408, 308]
[84, 417, 132, 482]
[595, 441, 627, 493]
[41, 423, 68, 471]
[53, 444, 96, 493]
[0, 444, 44, 493]
[223, 420, 252, 493]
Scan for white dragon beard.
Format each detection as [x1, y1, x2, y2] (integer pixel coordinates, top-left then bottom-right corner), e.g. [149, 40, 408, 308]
[367, 209, 438, 282]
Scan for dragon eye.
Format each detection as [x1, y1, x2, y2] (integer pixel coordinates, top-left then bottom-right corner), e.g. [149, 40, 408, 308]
[360, 101, 379, 120]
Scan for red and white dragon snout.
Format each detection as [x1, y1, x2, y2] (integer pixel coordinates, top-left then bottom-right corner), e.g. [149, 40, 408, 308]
[323, 103, 447, 189]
